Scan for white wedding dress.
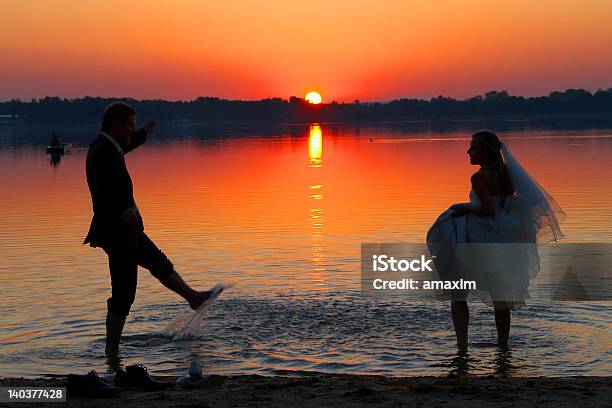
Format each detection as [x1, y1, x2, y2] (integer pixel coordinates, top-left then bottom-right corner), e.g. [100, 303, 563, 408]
[426, 144, 565, 309]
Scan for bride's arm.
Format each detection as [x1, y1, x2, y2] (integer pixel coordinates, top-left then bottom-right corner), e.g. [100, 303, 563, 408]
[451, 172, 496, 217]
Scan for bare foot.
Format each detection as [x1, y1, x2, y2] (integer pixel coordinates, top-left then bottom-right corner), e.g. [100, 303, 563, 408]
[189, 285, 224, 310]
[497, 340, 509, 350]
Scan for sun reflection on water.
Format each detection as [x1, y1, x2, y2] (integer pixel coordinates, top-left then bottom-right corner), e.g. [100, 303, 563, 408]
[308, 124, 322, 168]
[308, 124, 325, 288]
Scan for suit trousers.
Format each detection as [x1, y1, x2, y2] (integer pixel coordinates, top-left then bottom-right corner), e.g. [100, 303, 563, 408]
[101, 230, 174, 315]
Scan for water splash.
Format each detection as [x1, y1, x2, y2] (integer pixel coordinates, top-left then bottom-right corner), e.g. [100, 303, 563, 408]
[165, 285, 226, 340]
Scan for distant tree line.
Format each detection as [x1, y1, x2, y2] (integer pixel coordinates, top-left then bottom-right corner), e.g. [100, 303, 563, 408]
[1, 88, 611, 125]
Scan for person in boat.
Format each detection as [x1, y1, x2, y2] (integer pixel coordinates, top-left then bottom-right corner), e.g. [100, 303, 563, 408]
[50, 133, 60, 147]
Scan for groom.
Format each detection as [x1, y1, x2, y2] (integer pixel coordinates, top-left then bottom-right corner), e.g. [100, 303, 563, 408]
[84, 102, 217, 355]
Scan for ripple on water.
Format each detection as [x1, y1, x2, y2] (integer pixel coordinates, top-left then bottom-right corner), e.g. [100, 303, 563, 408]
[1, 129, 611, 378]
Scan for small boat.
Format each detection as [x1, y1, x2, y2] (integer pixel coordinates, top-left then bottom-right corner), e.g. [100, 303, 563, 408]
[46, 143, 72, 154]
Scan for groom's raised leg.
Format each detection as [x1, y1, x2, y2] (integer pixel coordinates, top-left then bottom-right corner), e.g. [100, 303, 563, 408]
[136, 232, 221, 309]
[162, 270, 220, 309]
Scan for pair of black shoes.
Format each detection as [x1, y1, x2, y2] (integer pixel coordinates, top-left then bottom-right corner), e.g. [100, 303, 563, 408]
[67, 370, 122, 398]
[114, 364, 174, 391]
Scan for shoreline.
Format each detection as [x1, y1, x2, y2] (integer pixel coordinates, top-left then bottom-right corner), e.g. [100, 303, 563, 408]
[2, 374, 610, 407]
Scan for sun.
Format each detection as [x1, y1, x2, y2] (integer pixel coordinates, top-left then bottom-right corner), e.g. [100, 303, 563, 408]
[305, 91, 322, 104]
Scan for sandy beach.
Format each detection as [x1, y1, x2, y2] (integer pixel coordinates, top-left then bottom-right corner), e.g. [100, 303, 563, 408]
[1, 374, 610, 407]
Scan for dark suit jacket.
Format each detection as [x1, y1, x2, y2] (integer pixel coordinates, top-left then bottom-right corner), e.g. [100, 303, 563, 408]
[83, 129, 147, 247]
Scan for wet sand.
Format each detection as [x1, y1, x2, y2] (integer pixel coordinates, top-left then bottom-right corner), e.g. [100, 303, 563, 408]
[1, 374, 610, 407]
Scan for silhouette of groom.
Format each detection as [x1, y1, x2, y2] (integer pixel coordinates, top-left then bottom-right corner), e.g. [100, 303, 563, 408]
[84, 102, 218, 355]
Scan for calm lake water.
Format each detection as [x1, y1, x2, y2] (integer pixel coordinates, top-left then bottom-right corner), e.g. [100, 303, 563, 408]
[0, 121, 610, 378]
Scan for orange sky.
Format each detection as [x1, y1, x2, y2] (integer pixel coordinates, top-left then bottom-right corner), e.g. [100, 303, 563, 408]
[1, 0, 611, 102]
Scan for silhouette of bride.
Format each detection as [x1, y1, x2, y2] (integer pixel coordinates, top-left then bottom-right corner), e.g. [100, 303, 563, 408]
[427, 130, 565, 349]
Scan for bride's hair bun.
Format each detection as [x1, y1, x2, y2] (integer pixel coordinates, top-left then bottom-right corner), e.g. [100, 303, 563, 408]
[472, 130, 502, 152]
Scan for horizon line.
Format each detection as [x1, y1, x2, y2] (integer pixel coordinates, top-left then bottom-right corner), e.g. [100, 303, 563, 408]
[2, 87, 611, 105]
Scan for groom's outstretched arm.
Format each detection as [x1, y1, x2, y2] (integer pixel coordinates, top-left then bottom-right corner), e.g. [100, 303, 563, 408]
[124, 120, 155, 154]
[123, 128, 147, 154]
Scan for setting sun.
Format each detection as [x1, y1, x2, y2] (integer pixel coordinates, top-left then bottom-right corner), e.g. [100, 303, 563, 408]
[305, 91, 322, 104]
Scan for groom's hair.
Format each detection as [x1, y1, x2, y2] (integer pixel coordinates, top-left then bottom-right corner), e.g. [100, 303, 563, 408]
[101, 102, 136, 132]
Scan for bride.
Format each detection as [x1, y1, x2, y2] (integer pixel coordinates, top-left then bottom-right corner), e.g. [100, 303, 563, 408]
[426, 130, 565, 349]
